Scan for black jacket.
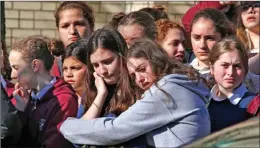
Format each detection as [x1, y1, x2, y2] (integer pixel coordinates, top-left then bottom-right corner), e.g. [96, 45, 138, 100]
[1, 84, 22, 146]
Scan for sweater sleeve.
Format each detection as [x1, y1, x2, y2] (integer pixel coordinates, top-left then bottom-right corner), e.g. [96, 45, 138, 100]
[60, 88, 174, 145]
[42, 94, 78, 148]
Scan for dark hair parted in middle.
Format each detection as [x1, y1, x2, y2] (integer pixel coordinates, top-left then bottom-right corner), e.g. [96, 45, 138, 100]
[54, 1, 95, 31]
[118, 11, 158, 41]
[191, 8, 235, 38]
[63, 39, 88, 65]
[62, 39, 90, 109]
[85, 27, 137, 116]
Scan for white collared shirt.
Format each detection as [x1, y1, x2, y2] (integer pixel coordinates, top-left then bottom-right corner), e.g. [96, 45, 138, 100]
[210, 83, 248, 105]
[189, 58, 210, 75]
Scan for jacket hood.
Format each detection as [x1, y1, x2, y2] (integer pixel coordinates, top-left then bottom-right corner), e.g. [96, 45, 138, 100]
[155, 74, 210, 103]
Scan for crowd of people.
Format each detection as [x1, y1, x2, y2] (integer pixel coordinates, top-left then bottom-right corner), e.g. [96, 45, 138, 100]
[1, 1, 259, 148]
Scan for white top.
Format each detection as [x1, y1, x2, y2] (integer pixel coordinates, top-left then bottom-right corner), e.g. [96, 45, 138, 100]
[189, 58, 210, 75]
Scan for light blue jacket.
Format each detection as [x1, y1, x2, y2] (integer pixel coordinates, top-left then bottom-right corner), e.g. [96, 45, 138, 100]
[60, 74, 211, 147]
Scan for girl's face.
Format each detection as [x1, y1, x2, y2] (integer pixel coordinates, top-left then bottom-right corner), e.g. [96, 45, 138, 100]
[118, 24, 144, 47]
[191, 18, 221, 64]
[63, 57, 87, 93]
[90, 48, 121, 85]
[210, 50, 246, 92]
[9, 50, 36, 90]
[161, 28, 185, 62]
[58, 8, 92, 47]
[127, 57, 156, 90]
[241, 4, 260, 30]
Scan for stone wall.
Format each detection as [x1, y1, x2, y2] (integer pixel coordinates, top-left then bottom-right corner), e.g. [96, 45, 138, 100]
[4, 1, 194, 49]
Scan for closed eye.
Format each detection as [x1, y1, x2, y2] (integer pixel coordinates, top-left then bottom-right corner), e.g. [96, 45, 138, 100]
[102, 57, 114, 65]
[11, 65, 19, 70]
[136, 66, 145, 72]
[92, 63, 99, 68]
[130, 73, 136, 80]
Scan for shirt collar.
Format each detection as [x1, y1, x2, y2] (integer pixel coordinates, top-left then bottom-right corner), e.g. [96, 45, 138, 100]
[0, 75, 7, 89]
[189, 58, 210, 75]
[210, 83, 248, 105]
[31, 77, 57, 100]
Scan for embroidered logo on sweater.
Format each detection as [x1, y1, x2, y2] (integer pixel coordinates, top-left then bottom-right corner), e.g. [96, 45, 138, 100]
[39, 119, 46, 131]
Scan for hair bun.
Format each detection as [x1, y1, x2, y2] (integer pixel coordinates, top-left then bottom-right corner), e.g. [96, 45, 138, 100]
[113, 12, 126, 21]
[153, 5, 165, 11]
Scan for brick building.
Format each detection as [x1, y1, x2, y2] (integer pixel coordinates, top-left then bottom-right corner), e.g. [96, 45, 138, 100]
[4, 1, 195, 49]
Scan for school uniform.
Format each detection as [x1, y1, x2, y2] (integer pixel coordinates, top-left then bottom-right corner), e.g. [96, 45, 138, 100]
[208, 83, 256, 133]
[17, 77, 78, 148]
[1, 77, 22, 146]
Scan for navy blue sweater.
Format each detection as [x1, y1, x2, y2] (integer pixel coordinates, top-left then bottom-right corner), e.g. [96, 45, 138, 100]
[208, 94, 254, 133]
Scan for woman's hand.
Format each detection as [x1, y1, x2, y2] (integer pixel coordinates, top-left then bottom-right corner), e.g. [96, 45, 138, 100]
[80, 72, 108, 120]
[93, 72, 108, 98]
[12, 83, 30, 112]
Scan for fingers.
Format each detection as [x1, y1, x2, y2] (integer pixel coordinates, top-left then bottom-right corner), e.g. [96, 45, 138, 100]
[13, 83, 29, 99]
[93, 72, 105, 86]
[12, 87, 30, 112]
[93, 72, 108, 97]
[93, 72, 102, 80]
[93, 72, 98, 79]
[12, 87, 23, 97]
[14, 82, 20, 90]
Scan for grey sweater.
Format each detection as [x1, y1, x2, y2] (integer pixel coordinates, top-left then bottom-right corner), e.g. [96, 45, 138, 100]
[60, 74, 211, 147]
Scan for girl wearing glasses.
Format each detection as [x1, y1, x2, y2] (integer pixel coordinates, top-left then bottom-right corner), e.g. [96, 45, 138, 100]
[237, 2, 260, 75]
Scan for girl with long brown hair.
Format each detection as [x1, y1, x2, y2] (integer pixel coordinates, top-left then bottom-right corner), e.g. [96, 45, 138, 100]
[236, 1, 260, 75]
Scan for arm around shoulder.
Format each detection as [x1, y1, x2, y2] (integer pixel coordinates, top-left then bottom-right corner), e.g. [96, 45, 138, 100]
[60, 88, 174, 145]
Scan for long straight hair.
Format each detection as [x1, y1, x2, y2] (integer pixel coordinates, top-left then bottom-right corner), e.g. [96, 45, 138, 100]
[85, 27, 138, 116]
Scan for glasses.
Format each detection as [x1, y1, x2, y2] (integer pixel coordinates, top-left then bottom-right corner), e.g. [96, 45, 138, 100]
[241, 3, 260, 12]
